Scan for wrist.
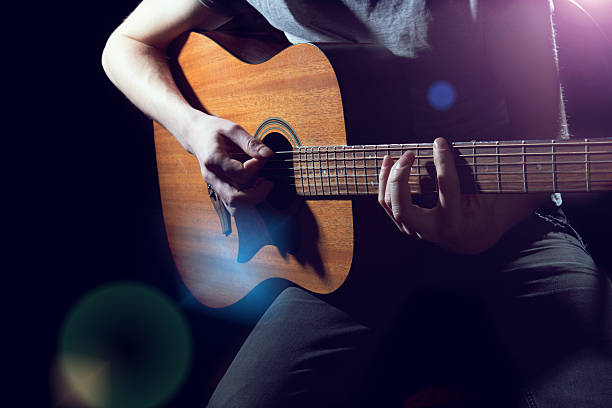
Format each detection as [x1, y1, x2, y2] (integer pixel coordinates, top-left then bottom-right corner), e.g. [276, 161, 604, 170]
[171, 107, 211, 154]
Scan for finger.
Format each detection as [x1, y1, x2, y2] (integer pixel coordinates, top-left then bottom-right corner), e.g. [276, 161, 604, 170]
[205, 173, 272, 214]
[387, 151, 436, 235]
[378, 155, 393, 213]
[433, 137, 461, 217]
[378, 155, 403, 230]
[388, 151, 415, 220]
[203, 152, 253, 186]
[224, 125, 274, 159]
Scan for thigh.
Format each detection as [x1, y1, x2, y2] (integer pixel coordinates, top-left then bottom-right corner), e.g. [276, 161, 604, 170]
[206, 286, 378, 408]
[481, 210, 612, 407]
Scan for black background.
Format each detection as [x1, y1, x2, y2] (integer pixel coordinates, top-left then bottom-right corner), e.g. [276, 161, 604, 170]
[17, 0, 612, 406]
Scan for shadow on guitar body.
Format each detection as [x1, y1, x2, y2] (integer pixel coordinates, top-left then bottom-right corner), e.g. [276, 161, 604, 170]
[235, 131, 325, 278]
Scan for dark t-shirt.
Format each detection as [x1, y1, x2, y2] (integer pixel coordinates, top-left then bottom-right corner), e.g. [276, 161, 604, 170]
[199, 0, 517, 143]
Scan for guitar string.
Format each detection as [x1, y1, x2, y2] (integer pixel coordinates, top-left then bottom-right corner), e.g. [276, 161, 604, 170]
[286, 180, 611, 192]
[228, 152, 612, 165]
[285, 171, 612, 179]
[258, 161, 612, 174]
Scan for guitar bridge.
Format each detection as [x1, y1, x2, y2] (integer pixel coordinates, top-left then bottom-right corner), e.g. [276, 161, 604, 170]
[207, 183, 232, 236]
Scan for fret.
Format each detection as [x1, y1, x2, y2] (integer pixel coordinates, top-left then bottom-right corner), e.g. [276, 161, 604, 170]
[368, 146, 377, 193]
[472, 141, 478, 184]
[300, 148, 306, 195]
[551, 140, 557, 192]
[342, 146, 349, 194]
[495, 141, 501, 193]
[363, 147, 370, 194]
[314, 147, 321, 195]
[316, 146, 323, 195]
[333, 146, 339, 195]
[374, 146, 380, 193]
[522, 140, 527, 192]
[415, 144, 420, 194]
[321, 146, 328, 196]
[322, 147, 327, 195]
[353, 146, 358, 193]
[314, 146, 319, 195]
[326, 147, 333, 195]
[308, 147, 316, 195]
[298, 148, 305, 195]
[585, 139, 591, 192]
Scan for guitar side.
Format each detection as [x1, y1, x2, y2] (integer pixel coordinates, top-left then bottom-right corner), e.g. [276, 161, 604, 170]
[153, 32, 354, 308]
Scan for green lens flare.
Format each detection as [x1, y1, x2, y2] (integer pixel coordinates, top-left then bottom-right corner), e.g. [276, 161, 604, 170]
[59, 282, 193, 408]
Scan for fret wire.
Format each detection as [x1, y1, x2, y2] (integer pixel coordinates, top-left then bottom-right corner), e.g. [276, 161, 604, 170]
[368, 147, 376, 192]
[313, 146, 319, 195]
[523, 141, 528, 193]
[336, 147, 348, 194]
[317, 146, 325, 195]
[333, 146, 339, 195]
[416, 144, 421, 189]
[585, 140, 591, 193]
[496, 141, 501, 193]
[301, 148, 306, 195]
[353, 146, 357, 193]
[312, 147, 318, 195]
[552, 139, 557, 191]
[326, 147, 332, 195]
[472, 141, 477, 184]
[366, 145, 382, 189]
[297, 150, 304, 195]
[319, 147, 331, 194]
[363, 147, 369, 194]
[308, 147, 314, 196]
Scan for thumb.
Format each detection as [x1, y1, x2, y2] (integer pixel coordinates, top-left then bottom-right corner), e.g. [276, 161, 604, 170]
[226, 125, 274, 159]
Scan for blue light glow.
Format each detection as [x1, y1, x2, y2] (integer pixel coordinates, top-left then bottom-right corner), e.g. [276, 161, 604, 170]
[427, 80, 456, 111]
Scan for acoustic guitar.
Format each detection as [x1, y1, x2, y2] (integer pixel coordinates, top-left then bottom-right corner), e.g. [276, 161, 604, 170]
[153, 31, 612, 308]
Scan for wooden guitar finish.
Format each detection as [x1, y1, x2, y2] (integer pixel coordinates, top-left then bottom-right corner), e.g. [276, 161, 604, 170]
[154, 32, 612, 308]
[154, 32, 371, 308]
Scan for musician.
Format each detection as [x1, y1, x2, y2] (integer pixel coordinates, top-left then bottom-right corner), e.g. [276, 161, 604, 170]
[102, 0, 612, 406]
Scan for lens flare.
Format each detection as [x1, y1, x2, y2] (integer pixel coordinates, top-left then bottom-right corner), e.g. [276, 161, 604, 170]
[427, 80, 456, 111]
[57, 282, 193, 407]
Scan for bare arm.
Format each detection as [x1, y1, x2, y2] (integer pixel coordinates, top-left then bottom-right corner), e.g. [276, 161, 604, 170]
[102, 0, 228, 144]
[102, 0, 273, 212]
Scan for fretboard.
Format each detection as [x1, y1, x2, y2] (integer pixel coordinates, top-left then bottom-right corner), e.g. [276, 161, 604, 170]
[290, 138, 612, 197]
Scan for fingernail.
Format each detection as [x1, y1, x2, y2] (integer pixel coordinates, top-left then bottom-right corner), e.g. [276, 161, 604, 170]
[395, 155, 409, 168]
[434, 138, 449, 151]
[258, 145, 274, 157]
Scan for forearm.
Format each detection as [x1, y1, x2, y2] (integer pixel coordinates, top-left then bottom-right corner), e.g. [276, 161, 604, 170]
[101, 0, 232, 151]
[101, 34, 201, 150]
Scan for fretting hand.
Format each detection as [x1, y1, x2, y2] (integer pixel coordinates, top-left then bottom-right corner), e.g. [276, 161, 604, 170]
[378, 137, 546, 254]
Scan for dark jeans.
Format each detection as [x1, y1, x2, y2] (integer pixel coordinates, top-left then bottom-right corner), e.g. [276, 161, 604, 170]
[207, 206, 612, 407]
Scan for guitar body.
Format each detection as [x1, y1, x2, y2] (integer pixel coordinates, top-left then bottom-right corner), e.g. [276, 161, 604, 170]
[154, 32, 413, 308]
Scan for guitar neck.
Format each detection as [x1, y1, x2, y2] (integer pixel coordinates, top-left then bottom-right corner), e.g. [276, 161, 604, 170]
[286, 138, 612, 197]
